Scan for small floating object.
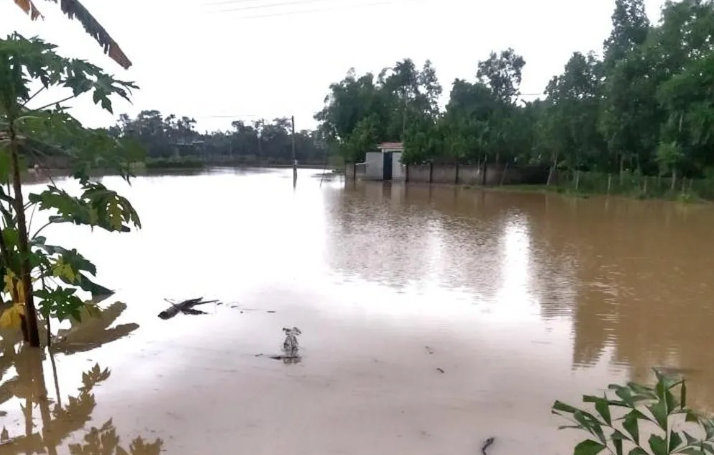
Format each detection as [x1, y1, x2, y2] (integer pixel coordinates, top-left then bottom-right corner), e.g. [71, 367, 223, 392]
[283, 327, 302, 354]
[481, 437, 495, 455]
[436, 367, 445, 374]
[158, 297, 220, 319]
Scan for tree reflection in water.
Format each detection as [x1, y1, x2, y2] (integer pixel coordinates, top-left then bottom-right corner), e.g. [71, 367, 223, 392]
[0, 302, 161, 454]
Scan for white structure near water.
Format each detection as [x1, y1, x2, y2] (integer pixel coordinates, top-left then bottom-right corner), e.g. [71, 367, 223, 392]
[361, 142, 404, 181]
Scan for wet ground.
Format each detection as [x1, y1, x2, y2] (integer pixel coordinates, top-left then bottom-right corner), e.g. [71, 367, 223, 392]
[2, 167, 714, 454]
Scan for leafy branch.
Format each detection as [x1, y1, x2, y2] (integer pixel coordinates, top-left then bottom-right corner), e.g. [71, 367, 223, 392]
[553, 370, 714, 455]
[0, 33, 143, 346]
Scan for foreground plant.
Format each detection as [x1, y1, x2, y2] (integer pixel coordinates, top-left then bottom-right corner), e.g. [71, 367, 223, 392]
[0, 33, 142, 347]
[553, 370, 714, 455]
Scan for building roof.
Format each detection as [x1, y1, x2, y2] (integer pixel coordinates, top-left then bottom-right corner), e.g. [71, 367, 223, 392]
[377, 142, 404, 150]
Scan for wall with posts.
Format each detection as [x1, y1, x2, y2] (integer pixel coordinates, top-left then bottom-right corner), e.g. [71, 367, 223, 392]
[456, 165, 480, 184]
[348, 162, 549, 186]
[431, 165, 458, 184]
[407, 164, 432, 182]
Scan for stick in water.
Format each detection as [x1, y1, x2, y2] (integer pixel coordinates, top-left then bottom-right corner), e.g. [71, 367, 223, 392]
[481, 437, 495, 455]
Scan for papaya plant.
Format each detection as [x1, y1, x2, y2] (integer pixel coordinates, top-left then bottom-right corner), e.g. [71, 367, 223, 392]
[0, 33, 142, 347]
[553, 369, 714, 455]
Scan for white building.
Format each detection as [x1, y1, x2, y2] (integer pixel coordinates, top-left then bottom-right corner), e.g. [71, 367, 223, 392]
[363, 142, 404, 181]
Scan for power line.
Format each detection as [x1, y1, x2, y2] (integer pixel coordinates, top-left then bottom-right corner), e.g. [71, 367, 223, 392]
[205, 0, 332, 13]
[204, 0, 262, 5]
[204, 0, 427, 17]
[193, 113, 264, 118]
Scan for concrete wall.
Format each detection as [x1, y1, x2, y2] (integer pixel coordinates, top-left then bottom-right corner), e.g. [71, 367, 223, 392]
[350, 161, 549, 186]
[408, 164, 432, 182]
[431, 165, 457, 184]
[456, 165, 480, 184]
[365, 152, 383, 180]
[392, 152, 404, 181]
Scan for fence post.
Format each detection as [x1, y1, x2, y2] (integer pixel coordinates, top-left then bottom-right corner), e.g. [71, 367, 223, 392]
[429, 162, 434, 184]
[455, 163, 459, 184]
[575, 170, 580, 191]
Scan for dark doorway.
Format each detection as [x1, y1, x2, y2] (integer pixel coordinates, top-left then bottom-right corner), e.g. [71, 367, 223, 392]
[383, 152, 393, 180]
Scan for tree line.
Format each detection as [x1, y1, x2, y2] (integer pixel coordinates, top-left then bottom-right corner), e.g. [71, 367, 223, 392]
[106, 111, 329, 165]
[315, 0, 714, 188]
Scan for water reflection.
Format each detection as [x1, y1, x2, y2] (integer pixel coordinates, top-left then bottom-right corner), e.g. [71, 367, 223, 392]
[323, 182, 576, 314]
[0, 350, 162, 454]
[0, 303, 157, 454]
[52, 302, 139, 355]
[324, 180, 714, 410]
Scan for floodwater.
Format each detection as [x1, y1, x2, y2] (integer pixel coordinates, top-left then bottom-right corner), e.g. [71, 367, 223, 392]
[2, 167, 714, 454]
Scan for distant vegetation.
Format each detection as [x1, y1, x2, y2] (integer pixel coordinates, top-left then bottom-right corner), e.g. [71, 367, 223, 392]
[105, 113, 330, 168]
[58, 0, 714, 200]
[313, 0, 714, 198]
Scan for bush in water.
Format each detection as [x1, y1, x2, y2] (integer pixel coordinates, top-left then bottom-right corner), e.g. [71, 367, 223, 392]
[553, 370, 714, 455]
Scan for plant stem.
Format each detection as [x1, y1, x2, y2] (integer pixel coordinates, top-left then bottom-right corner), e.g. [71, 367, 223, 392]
[21, 86, 46, 108]
[9, 128, 40, 347]
[32, 220, 54, 239]
[30, 94, 77, 113]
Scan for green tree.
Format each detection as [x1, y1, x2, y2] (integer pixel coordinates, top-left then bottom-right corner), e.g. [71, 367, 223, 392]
[543, 52, 605, 176]
[0, 34, 141, 347]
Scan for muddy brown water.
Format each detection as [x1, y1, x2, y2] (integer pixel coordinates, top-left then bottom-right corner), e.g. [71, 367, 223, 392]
[2, 167, 714, 454]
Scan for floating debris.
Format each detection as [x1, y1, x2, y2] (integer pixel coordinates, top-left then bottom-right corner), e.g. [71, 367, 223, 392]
[481, 437, 495, 455]
[425, 346, 434, 355]
[436, 367, 445, 374]
[282, 327, 301, 355]
[158, 297, 220, 319]
[254, 327, 303, 365]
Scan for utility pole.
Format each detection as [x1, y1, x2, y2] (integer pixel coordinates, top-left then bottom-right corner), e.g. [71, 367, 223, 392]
[291, 115, 297, 182]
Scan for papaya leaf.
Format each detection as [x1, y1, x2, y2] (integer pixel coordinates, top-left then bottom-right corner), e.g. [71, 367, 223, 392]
[0, 303, 25, 329]
[649, 434, 667, 455]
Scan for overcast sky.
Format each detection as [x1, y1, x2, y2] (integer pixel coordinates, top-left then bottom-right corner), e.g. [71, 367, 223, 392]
[1, 0, 665, 133]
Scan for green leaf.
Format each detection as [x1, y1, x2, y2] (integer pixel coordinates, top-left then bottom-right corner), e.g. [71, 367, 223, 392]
[627, 449, 648, 455]
[685, 410, 700, 423]
[677, 449, 706, 455]
[703, 419, 714, 440]
[682, 431, 699, 446]
[628, 382, 658, 400]
[670, 432, 683, 452]
[612, 436, 624, 455]
[582, 395, 612, 425]
[648, 398, 669, 430]
[611, 430, 631, 442]
[573, 439, 606, 455]
[649, 434, 668, 455]
[573, 410, 606, 444]
[666, 389, 679, 412]
[553, 400, 580, 415]
[611, 385, 637, 407]
[623, 410, 641, 444]
[35, 286, 84, 321]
